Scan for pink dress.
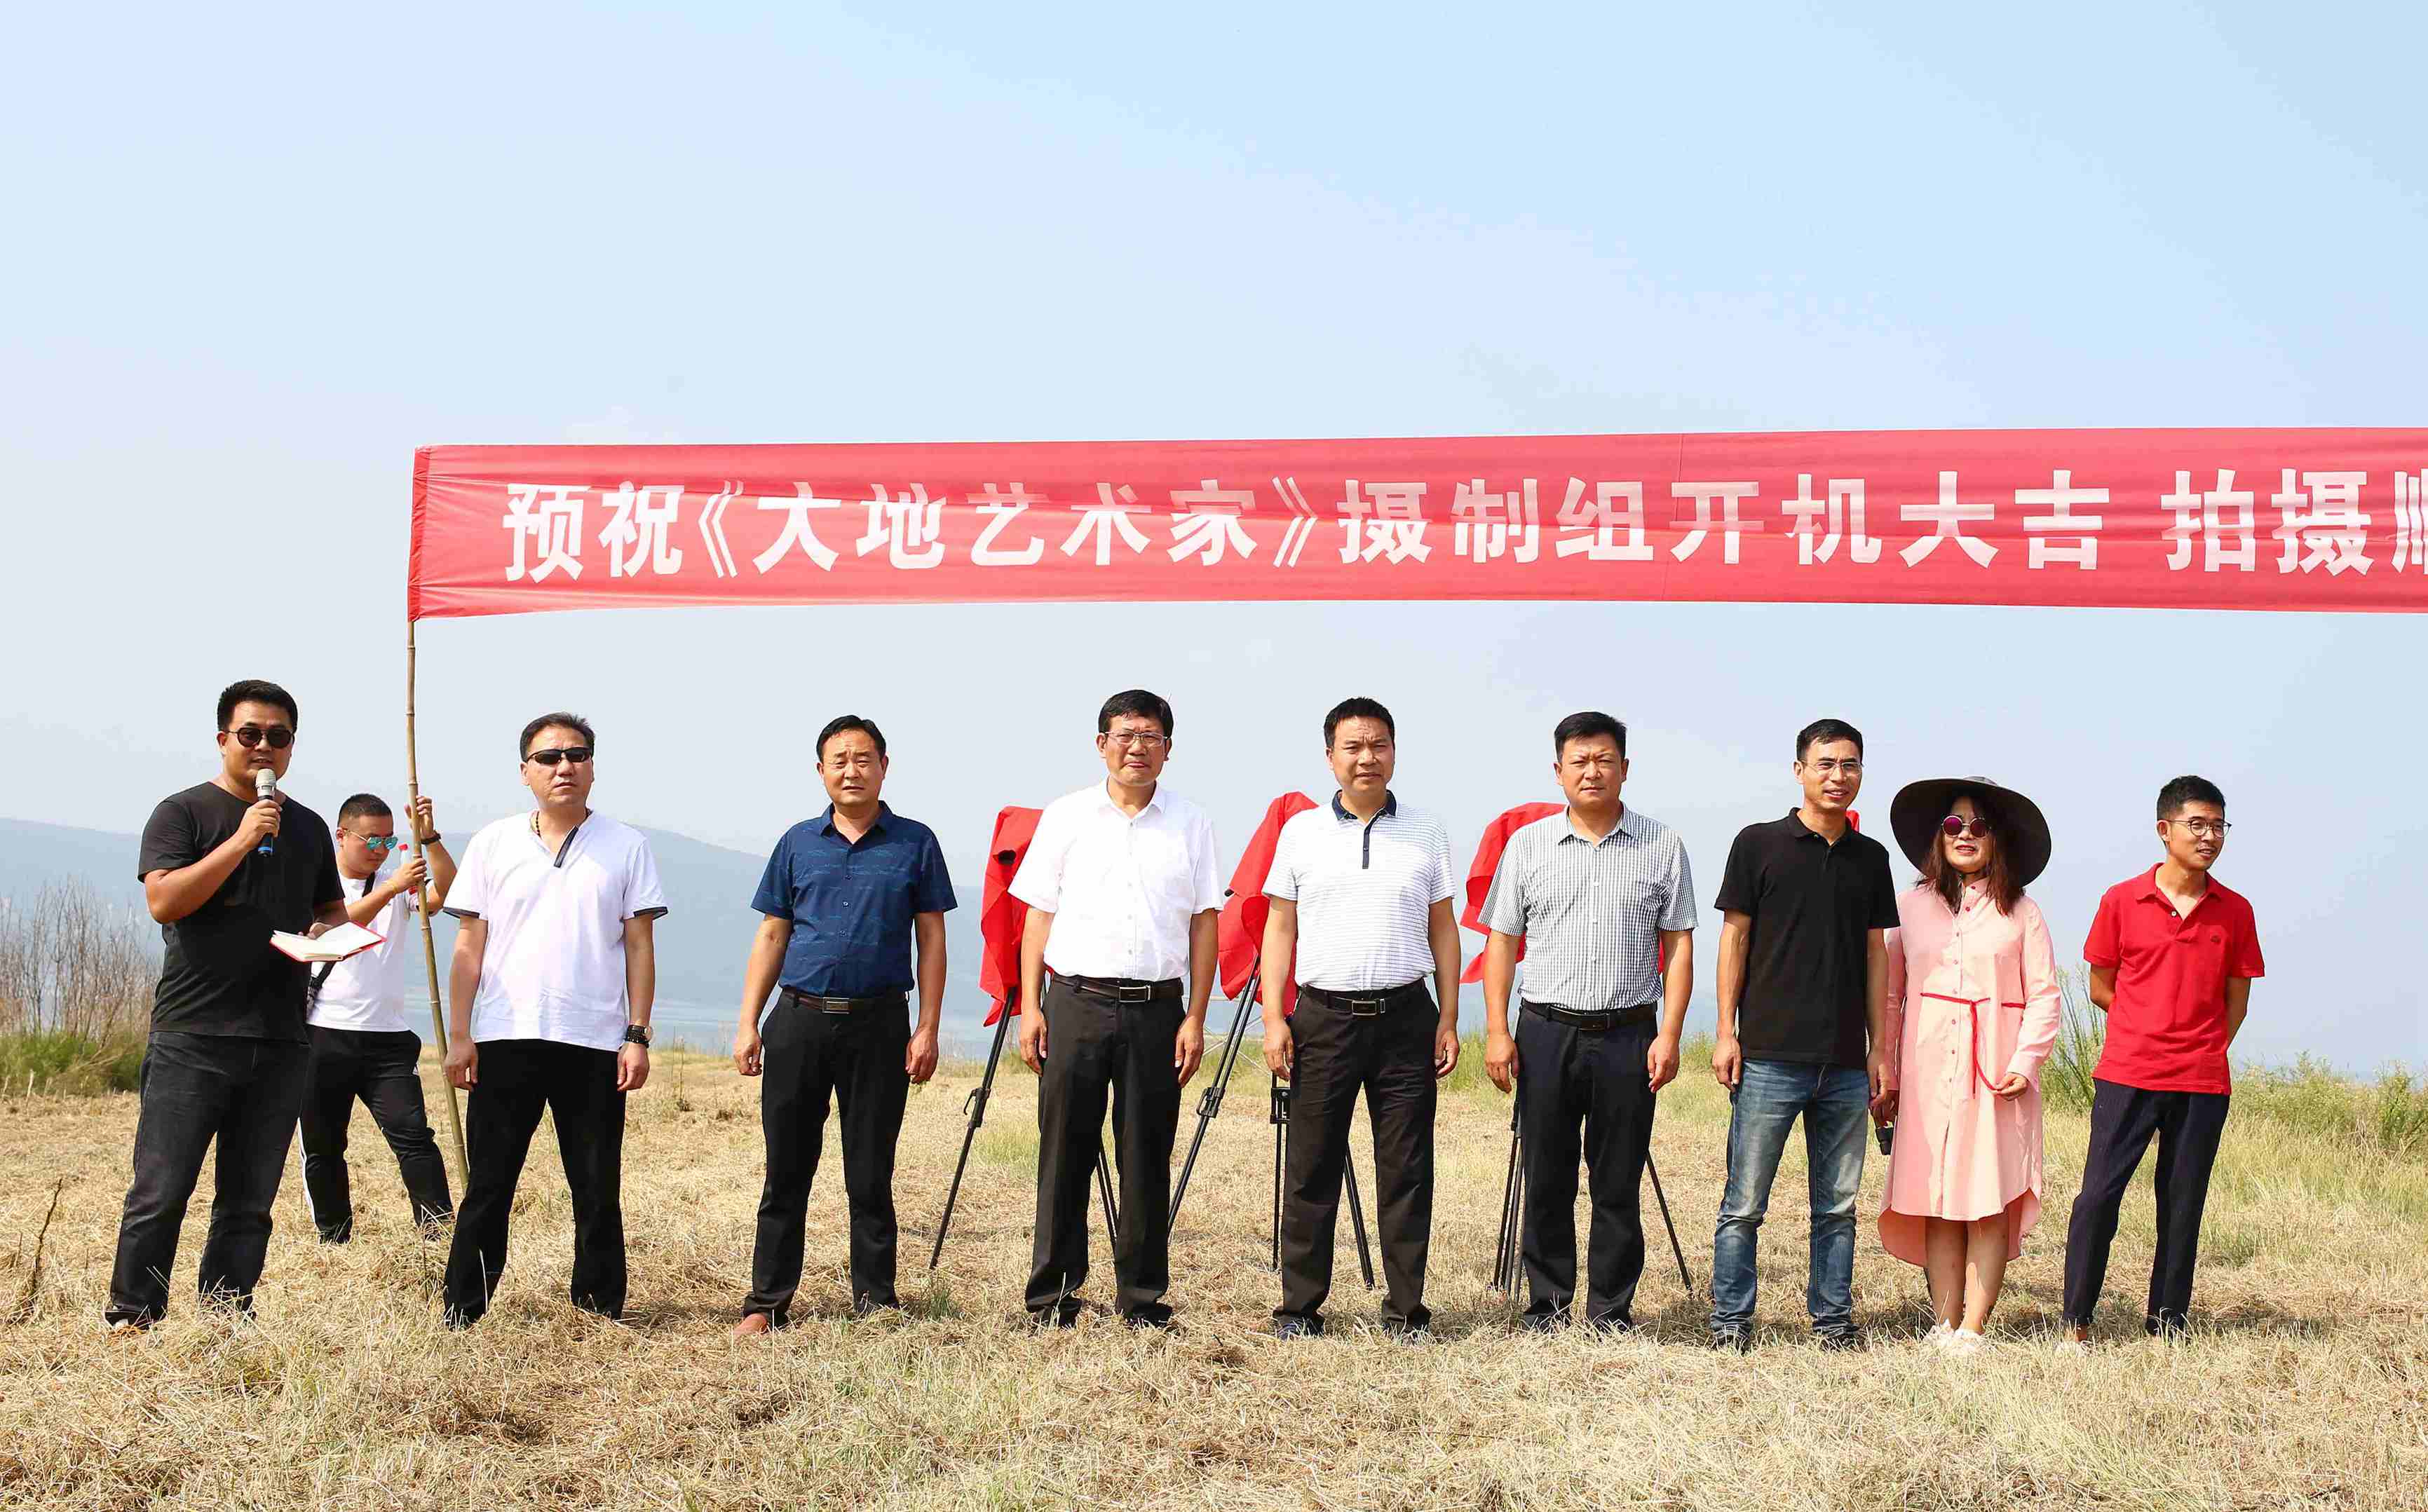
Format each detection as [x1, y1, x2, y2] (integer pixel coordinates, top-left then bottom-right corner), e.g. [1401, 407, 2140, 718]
[1878, 881, 2062, 1265]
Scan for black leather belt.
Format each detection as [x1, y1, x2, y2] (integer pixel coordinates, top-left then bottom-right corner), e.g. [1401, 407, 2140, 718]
[1298, 979, 1430, 1017]
[782, 988, 899, 1016]
[1058, 974, 1184, 1004]
[1524, 1000, 1657, 1032]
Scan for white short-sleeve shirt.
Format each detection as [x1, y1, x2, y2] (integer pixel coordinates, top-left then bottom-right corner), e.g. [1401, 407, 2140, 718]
[442, 812, 668, 1051]
[1266, 793, 1455, 991]
[1010, 781, 1222, 982]
[308, 873, 415, 1035]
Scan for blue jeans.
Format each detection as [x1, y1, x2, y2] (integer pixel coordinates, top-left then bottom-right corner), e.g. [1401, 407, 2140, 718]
[1709, 1058, 1869, 1335]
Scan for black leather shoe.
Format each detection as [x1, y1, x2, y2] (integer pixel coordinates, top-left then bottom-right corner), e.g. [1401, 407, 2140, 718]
[1122, 1305, 1173, 1330]
[1709, 1326, 1751, 1353]
[1273, 1314, 1322, 1340]
[1817, 1327, 1864, 1351]
[1519, 1311, 1567, 1334]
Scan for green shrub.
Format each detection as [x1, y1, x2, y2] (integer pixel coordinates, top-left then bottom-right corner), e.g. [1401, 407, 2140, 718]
[0, 1029, 144, 1095]
[2041, 967, 2105, 1113]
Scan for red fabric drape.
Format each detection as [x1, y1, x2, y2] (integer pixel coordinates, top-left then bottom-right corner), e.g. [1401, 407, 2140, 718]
[977, 805, 1042, 1024]
[1216, 792, 1317, 1016]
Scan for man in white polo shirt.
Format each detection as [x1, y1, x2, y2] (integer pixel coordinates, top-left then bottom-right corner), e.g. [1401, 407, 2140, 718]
[1260, 697, 1460, 1337]
[299, 791, 457, 1241]
[1012, 689, 1222, 1328]
[438, 712, 666, 1328]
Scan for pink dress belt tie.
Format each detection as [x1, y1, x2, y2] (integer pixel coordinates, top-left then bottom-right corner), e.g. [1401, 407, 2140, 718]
[1919, 992, 2026, 1098]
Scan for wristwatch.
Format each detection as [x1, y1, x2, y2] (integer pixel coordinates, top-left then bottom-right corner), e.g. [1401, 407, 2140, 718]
[622, 1023, 651, 1047]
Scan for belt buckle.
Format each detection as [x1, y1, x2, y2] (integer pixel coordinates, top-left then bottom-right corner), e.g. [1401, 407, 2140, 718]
[1118, 982, 1153, 1004]
[1346, 995, 1385, 1017]
[816, 996, 852, 1016]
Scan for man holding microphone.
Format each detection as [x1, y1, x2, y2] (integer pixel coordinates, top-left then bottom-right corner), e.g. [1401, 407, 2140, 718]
[108, 679, 346, 1329]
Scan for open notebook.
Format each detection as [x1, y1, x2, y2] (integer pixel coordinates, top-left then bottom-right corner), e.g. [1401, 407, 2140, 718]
[270, 922, 386, 965]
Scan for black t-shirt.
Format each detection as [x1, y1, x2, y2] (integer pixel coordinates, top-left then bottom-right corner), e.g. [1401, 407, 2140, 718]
[137, 781, 342, 1040]
[1713, 810, 1900, 1070]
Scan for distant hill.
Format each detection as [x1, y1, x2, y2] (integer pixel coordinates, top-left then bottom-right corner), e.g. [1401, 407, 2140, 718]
[0, 815, 989, 1052]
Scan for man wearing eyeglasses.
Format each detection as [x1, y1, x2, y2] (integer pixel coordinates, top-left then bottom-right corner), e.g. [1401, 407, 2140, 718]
[439, 712, 667, 1328]
[297, 793, 457, 1242]
[2061, 775, 2263, 1345]
[1707, 717, 1899, 1352]
[108, 679, 348, 1329]
[730, 715, 955, 1335]
[1013, 689, 1221, 1328]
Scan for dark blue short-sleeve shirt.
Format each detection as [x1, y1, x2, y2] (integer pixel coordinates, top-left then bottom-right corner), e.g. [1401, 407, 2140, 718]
[751, 804, 957, 996]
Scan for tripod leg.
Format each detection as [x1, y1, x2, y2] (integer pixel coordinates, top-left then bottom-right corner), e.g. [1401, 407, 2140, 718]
[1095, 1144, 1120, 1252]
[1170, 976, 1258, 1232]
[1342, 1153, 1376, 1290]
[1269, 1073, 1288, 1272]
[1646, 1150, 1693, 1295]
[1492, 1084, 1524, 1293]
[929, 1007, 1013, 1270]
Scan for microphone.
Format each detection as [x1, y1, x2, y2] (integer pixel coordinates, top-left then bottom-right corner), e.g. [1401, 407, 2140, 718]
[255, 768, 278, 856]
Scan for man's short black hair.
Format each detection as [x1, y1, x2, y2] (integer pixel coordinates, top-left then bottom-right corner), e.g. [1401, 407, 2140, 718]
[1098, 689, 1174, 738]
[817, 714, 887, 762]
[337, 794, 392, 826]
[1324, 697, 1397, 747]
[520, 711, 596, 760]
[1553, 711, 1627, 758]
[2156, 774, 2226, 819]
[218, 679, 299, 731]
[1796, 718, 1865, 762]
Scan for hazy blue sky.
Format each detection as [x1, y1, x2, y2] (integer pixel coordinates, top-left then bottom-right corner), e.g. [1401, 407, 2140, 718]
[6, 3, 2422, 1068]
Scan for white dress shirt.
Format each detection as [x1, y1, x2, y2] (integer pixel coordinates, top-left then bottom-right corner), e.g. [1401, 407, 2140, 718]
[1011, 781, 1223, 981]
[1266, 792, 1455, 991]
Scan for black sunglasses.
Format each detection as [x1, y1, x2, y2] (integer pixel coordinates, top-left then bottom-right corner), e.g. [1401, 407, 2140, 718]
[524, 747, 593, 768]
[225, 725, 294, 750]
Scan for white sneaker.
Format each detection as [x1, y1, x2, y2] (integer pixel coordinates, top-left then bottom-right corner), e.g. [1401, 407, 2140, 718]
[1946, 1328, 1986, 1356]
[2054, 1336, 2089, 1356]
[1924, 1322, 1957, 1350]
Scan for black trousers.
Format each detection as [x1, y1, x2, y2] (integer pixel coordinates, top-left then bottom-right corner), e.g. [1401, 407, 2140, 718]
[1517, 1007, 1657, 1327]
[2062, 1077, 2231, 1332]
[442, 1039, 625, 1326]
[105, 1032, 308, 1326]
[743, 993, 911, 1322]
[1276, 990, 1438, 1330]
[299, 1026, 453, 1241]
[1026, 979, 1184, 1321]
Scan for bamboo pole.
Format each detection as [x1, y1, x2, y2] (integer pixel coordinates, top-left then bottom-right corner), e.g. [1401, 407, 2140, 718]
[407, 618, 470, 1190]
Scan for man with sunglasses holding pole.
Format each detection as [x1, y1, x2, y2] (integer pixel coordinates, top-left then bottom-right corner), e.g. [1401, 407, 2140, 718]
[108, 679, 347, 1329]
[440, 713, 666, 1328]
[297, 793, 456, 1241]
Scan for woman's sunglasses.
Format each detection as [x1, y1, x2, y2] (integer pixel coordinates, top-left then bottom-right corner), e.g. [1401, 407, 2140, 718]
[1940, 815, 1993, 839]
[224, 725, 294, 750]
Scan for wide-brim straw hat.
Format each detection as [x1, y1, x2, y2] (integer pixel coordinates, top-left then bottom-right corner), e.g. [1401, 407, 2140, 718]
[1888, 776, 2052, 889]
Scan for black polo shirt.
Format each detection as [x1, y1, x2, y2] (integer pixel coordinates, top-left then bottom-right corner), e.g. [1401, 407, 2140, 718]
[1713, 810, 1899, 1070]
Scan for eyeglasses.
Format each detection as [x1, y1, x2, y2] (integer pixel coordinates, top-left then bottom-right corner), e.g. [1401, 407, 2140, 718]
[1104, 732, 1168, 750]
[1803, 758, 1861, 775]
[2166, 818, 2232, 839]
[525, 747, 593, 767]
[1940, 815, 1993, 839]
[344, 832, 402, 852]
[225, 725, 294, 750]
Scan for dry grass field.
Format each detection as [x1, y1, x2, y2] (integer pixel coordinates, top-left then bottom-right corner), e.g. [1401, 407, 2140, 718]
[1, 1038, 2423, 1511]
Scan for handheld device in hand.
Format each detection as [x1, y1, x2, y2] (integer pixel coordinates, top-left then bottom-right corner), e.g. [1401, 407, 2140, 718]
[1875, 1122, 1894, 1156]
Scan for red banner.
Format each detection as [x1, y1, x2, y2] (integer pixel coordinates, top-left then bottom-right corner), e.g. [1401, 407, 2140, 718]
[409, 430, 2428, 619]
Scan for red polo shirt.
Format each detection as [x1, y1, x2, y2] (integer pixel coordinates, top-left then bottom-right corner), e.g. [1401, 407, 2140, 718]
[2083, 867, 2265, 1094]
